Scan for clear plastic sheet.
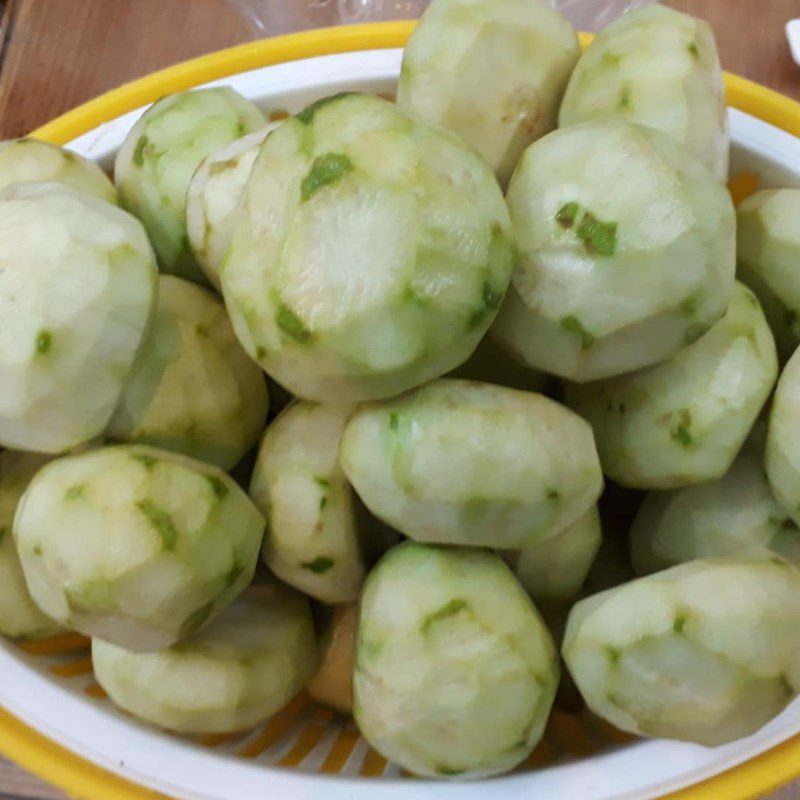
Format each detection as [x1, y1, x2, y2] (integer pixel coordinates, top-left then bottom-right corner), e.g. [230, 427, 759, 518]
[553, 0, 657, 31]
[229, 1, 428, 35]
[226, 0, 657, 36]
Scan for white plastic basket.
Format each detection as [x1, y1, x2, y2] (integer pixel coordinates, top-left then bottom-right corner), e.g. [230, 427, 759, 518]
[4, 24, 800, 800]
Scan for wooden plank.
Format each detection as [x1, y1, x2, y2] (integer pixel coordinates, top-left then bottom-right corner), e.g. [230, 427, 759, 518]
[0, 0, 15, 61]
[0, 0, 797, 138]
[666, 0, 800, 100]
[0, 755, 67, 799]
[771, 786, 800, 800]
[0, 0, 253, 137]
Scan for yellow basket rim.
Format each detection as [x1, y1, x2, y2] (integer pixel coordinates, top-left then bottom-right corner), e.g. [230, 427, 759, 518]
[3, 19, 799, 800]
[31, 24, 800, 144]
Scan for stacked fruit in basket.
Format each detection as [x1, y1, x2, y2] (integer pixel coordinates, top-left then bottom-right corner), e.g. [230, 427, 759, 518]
[3, 0, 800, 781]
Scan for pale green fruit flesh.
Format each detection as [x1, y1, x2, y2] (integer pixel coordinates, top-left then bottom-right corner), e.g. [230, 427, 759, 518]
[559, 5, 728, 180]
[567, 283, 777, 489]
[92, 582, 317, 733]
[737, 189, 800, 362]
[766, 345, 800, 527]
[221, 92, 516, 403]
[0, 138, 117, 203]
[564, 550, 800, 746]
[0, 451, 62, 640]
[397, 0, 580, 186]
[0, 182, 157, 453]
[107, 275, 268, 470]
[492, 119, 735, 382]
[631, 447, 800, 575]
[512, 505, 602, 604]
[340, 379, 603, 549]
[14, 445, 265, 651]
[354, 542, 559, 779]
[186, 123, 280, 290]
[250, 401, 366, 603]
[114, 88, 266, 283]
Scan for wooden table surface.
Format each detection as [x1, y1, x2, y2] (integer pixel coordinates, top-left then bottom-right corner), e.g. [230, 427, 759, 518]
[0, 0, 798, 797]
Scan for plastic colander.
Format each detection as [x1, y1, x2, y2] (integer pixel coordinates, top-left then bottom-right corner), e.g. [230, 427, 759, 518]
[2, 21, 800, 800]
